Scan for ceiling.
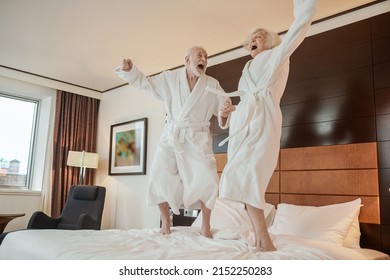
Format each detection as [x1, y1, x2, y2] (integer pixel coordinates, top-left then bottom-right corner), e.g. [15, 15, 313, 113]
[0, 0, 385, 93]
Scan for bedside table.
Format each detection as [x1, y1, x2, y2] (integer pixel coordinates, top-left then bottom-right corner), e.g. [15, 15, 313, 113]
[0, 213, 25, 234]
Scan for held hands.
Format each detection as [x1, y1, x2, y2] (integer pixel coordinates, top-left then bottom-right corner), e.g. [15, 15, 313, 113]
[122, 58, 133, 72]
[220, 99, 235, 118]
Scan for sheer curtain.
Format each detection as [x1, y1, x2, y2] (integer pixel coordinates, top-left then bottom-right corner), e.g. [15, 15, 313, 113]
[51, 90, 100, 217]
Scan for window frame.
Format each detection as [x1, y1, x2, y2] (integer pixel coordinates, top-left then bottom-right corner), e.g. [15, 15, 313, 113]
[0, 92, 40, 190]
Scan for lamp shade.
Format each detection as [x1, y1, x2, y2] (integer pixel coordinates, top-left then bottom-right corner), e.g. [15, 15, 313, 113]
[67, 151, 99, 169]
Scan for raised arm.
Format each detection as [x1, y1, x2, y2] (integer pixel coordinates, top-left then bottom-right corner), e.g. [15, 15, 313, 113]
[278, 0, 317, 60]
[114, 58, 165, 101]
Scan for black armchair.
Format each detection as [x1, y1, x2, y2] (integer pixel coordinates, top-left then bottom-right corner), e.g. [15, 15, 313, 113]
[28, 185, 106, 230]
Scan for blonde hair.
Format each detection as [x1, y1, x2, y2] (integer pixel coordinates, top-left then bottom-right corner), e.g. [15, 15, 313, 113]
[243, 28, 281, 51]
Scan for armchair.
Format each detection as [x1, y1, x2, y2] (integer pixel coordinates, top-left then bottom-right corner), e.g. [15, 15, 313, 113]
[28, 185, 106, 230]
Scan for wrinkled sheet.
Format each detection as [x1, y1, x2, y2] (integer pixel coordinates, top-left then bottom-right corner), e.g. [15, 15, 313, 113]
[0, 227, 388, 260]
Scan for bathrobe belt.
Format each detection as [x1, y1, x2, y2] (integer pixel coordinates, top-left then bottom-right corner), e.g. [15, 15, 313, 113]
[166, 117, 210, 152]
[206, 86, 269, 147]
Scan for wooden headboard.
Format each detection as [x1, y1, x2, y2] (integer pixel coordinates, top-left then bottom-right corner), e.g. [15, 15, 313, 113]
[215, 142, 379, 225]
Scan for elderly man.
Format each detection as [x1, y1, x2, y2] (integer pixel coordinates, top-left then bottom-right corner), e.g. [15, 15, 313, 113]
[115, 46, 234, 237]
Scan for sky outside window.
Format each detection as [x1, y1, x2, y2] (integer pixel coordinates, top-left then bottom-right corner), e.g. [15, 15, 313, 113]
[0, 95, 36, 175]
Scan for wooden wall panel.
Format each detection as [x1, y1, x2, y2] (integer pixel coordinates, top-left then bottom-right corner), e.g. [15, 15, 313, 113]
[371, 11, 390, 40]
[280, 143, 377, 170]
[378, 141, 390, 168]
[281, 170, 378, 196]
[214, 143, 379, 224]
[291, 19, 371, 61]
[379, 169, 390, 197]
[380, 197, 390, 224]
[210, 56, 249, 81]
[215, 153, 227, 173]
[377, 114, 390, 141]
[374, 62, 390, 89]
[282, 67, 373, 105]
[372, 36, 390, 64]
[265, 194, 280, 206]
[219, 78, 240, 94]
[382, 225, 390, 252]
[376, 88, 390, 115]
[267, 172, 279, 193]
[281, 117, 376, 148]
[282, 92, 374, 126]
[288, 43, 372, 82]
[360, 224, 382, 250]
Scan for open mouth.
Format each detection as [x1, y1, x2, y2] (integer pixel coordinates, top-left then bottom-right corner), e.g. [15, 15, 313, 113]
[251, 45, 258, 50]
[198, 64, 205, 70]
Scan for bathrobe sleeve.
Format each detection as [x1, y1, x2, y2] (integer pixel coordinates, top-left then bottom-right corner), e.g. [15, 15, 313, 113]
[114, 65, 174, 101]
[281, 0, 317, 59]
[255, 0, 316, 74]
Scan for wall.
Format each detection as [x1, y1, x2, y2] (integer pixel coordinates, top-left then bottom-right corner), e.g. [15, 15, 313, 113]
[95, 85, 165, 229]
[206, 11, 390, 253]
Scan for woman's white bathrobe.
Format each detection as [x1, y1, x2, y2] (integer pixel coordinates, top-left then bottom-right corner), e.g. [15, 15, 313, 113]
[219, 0, 317, 209]
[115, 66, 228, 214]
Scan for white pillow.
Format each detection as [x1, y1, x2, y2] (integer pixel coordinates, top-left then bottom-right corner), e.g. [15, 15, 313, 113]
[343, 211, 361, 248]
[191, 197, 275, 229]
[268, 198, 362, 246]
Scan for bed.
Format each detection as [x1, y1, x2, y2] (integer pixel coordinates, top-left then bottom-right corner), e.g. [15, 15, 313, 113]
[0, 197, 388, 260]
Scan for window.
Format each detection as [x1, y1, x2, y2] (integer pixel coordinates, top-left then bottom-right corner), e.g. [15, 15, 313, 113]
[0, 93, 39, 189]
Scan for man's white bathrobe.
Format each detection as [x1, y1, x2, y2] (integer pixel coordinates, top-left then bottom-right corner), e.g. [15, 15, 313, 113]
[115, 66, 228, 214]
[219, 0, 317, 210]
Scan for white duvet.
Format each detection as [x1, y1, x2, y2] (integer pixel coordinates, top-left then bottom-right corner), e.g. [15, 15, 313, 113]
[0, 227, 387, 260]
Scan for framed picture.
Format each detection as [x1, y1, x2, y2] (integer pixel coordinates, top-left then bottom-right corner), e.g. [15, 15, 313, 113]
[109, 118, 147, 175]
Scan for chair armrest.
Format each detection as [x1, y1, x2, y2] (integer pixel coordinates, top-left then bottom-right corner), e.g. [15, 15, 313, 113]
[77, 214, 100, 230]
[27, 211, 61, 229]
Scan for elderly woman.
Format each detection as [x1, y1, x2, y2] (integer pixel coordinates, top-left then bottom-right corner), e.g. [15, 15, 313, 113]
[209, 0, 317, 251]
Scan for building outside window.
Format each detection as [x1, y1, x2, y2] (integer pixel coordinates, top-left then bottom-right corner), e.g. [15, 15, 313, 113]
[0, 93, 38, 189]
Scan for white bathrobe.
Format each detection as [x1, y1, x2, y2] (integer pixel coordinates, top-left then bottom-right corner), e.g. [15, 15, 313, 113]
[219, 0, 317, 209]
[115, 66, 228, 214]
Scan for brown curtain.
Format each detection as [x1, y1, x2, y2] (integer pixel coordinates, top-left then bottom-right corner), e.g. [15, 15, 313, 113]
[51, 90, 100, 217]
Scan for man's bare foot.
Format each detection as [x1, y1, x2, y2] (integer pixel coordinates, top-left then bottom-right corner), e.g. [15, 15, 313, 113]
[201, 225, 212, 238]
[158, 202, 171, 235]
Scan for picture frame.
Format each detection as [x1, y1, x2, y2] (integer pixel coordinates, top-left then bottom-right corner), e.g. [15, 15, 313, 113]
[109, 117, 147, 175]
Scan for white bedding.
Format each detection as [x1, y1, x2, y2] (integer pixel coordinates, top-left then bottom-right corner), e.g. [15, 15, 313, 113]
[0, 227, 388, 260]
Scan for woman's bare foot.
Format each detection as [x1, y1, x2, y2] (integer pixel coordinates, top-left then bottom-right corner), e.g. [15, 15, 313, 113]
[255, 240, 276, 252]
[246, 203, 276, 252]
[160, 218, 171, 235]
[200, 202, 213, 238]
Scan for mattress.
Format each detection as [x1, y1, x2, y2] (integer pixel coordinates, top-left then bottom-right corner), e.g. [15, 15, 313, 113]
[0, 226, 388, 260]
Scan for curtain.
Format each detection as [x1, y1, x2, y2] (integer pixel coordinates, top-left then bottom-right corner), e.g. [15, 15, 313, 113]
[51, 90, 100, 217]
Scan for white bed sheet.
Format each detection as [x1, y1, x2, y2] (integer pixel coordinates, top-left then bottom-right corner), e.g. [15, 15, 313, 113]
[1, 227, 388, 260]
